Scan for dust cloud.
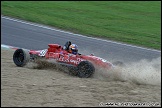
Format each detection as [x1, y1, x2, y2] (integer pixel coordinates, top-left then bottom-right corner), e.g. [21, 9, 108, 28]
[26, 53, 161, 86]
[93, 57, 161, 86]
[25, 59, 70, 74]
[79, 48, 161, 86]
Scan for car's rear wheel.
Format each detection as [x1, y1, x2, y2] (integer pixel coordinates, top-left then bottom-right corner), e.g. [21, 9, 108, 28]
[13, 49, 30, 67]
[77, 61, 95, 78]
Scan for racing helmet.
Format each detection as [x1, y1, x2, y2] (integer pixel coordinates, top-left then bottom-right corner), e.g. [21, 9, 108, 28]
[69, 44, 78, 55]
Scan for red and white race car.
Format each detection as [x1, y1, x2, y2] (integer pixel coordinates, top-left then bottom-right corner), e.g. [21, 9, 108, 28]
[13, 43, 118, 78]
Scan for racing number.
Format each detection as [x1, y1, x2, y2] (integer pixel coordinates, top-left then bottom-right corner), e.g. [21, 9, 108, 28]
[39, 49, 47, 56]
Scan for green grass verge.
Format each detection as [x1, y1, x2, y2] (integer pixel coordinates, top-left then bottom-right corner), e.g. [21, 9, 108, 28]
[1, 1, 161, 50]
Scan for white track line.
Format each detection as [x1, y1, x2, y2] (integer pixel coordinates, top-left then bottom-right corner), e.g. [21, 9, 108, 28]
[1, 15, 161, 53]
[1, 44, 28, 50]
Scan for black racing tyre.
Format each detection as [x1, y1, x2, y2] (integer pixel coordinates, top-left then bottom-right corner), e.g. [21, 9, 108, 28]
[77, 61, 95, 78]
[13, 49, 30, 67]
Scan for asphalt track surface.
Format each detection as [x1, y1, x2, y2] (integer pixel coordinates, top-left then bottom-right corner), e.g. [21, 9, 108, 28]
[1, 16, 161, 63]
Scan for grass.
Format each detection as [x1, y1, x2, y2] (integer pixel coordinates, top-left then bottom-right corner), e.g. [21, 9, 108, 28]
[1, 1, 161, 50]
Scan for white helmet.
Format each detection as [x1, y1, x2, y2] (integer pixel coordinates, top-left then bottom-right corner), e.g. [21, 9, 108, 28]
[69, 44, 78, 55]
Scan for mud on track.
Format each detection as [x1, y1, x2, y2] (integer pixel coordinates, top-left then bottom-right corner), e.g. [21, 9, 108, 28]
[1, 49, 161, 107]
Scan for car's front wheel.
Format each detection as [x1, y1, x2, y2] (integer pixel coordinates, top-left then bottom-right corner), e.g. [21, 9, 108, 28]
[77, 61, 95, 78]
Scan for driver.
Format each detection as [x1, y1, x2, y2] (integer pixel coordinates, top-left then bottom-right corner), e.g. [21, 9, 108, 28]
[63, 41, 78, 55]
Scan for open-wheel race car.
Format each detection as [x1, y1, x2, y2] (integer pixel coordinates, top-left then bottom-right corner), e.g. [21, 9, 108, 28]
[13, 41, 118, 78]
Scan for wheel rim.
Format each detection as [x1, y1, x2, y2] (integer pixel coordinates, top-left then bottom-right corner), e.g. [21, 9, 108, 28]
[79, 63, 92, 77]
[15, 51, 24, 63]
